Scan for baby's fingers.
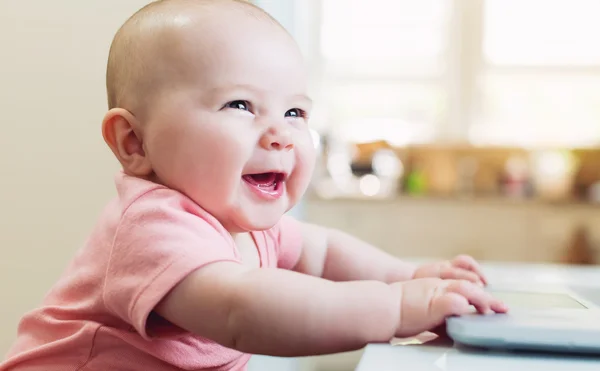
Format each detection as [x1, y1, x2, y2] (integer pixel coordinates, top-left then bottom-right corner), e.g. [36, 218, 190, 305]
[439, 267, 482, 286]
[452, 255, 488, 285]
[432, 291, 472, 317]
[446, 281, 508, 314]
[411, 291, 471, 335]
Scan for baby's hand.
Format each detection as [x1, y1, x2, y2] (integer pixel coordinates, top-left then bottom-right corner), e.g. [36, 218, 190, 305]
[392, 278, 507, 338]
[412, 255, 487, 286]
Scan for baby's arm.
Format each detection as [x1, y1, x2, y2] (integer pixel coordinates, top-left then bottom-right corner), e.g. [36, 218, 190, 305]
[155, 262, 506, 357]
[295, 222, 416, 283]
[295, 223, 487, 285]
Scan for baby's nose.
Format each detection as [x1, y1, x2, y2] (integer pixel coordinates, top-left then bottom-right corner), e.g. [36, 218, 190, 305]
[260, 127, 294, 151]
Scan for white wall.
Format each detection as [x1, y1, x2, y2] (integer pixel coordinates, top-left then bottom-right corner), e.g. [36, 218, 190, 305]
[0, 0, 151, 355]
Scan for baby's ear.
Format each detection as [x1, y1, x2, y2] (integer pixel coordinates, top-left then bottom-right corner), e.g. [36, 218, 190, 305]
[102, 108, 153, 177]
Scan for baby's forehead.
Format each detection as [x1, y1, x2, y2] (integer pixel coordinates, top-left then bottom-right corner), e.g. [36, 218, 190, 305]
[107, 0, 295, 111]
[131, 1, 288, 70]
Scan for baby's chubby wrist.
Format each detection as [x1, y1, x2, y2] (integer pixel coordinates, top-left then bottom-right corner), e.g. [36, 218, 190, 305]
[387, 281, 406, 333]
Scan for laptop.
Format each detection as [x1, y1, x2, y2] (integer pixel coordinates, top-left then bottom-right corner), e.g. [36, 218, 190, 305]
[446, 284, 600, 354]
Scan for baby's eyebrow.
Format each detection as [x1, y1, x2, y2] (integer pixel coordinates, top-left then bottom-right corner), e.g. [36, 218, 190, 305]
[210, 84, 312, 106]
[293, 94, 313, 106]
[208, 84, 256, 96]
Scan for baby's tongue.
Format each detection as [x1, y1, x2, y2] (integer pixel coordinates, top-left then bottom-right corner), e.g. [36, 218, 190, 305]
[243, 173, 276, 186]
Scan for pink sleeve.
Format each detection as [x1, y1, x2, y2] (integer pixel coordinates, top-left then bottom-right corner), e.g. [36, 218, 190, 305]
[102, 188, 240, 340]
[274, 214, 304, 270]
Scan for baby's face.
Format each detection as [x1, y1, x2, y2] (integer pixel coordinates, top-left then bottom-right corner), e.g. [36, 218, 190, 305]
[141, 15, 315, 233]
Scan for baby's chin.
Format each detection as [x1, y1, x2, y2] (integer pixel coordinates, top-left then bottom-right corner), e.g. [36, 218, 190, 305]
[231, 204, 292, 232]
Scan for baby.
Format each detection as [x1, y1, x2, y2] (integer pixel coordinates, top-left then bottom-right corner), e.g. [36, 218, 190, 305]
[0, 0, 507, 370]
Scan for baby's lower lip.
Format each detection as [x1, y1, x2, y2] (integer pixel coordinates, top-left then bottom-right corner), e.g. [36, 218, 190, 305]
[242, 177, 284, 200]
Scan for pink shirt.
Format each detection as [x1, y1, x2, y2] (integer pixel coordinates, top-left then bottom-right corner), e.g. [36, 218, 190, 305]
[0, 173, 303, 371]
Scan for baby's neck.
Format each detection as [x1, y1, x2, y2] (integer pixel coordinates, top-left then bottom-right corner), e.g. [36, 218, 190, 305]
[231, 232, 260, 268]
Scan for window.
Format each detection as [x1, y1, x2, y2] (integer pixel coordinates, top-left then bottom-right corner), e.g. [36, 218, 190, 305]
[471, 0, 600, 147]
[320, 0, 448, 77]
[294, 0, 600, 148]
[482, 0, 600, 66]
[316, 0, 451, 145]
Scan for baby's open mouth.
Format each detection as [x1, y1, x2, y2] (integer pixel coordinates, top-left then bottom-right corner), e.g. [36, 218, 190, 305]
[242, 172, 286, 192]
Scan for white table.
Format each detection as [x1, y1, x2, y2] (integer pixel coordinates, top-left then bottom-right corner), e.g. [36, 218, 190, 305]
[356, 262, 600, 371]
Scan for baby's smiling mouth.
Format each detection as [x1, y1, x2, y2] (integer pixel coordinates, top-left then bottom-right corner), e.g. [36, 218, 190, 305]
[242, 172, 287, 198]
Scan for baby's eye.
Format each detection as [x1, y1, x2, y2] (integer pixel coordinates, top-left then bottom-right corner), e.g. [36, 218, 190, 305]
[285, 108, 305, 118]
[224, 100, 251, 111]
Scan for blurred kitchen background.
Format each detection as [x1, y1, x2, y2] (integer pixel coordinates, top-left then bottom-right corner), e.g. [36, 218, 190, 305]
[2, 0, 600, 370]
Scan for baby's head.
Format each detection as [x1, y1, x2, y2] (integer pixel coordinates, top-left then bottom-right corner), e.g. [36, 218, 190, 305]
[102, 0, 315, 233]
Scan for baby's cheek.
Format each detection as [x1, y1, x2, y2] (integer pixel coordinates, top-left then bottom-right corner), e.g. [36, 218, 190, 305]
[296, 137, 317, 174]
[291, 145, 316, 194]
